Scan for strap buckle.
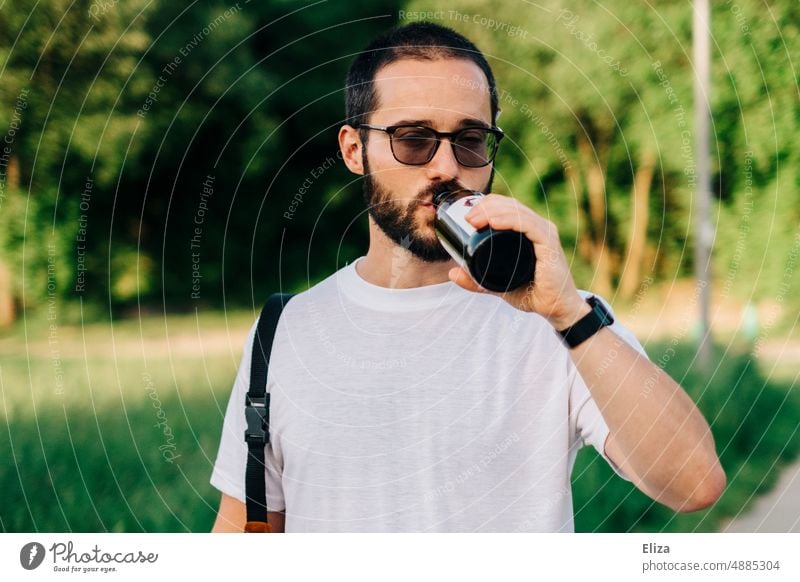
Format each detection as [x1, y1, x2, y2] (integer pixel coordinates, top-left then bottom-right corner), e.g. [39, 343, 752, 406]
[244, 394, 270, 445]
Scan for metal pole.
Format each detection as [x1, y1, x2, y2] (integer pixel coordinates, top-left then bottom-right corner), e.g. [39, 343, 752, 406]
[693, 0, 713, 371]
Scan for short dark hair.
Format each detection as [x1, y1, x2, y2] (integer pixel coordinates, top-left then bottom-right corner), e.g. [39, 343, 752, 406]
[344, 22, 499, 132]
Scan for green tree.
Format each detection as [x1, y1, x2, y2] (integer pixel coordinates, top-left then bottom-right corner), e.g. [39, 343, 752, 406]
[1, 0, 404, 321]
[106, 0, 403, 311]
[0, 0, 153, 323]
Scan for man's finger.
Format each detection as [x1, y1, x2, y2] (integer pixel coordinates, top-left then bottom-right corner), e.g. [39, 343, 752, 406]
[448, 267, 485, 294]
[464, 200, 554, 245]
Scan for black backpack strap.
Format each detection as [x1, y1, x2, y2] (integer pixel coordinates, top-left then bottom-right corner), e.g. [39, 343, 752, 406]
[244, 292, 295, 533]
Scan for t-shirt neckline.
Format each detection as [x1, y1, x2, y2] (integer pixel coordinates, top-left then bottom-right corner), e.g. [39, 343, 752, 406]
[337, 256, 464, 312]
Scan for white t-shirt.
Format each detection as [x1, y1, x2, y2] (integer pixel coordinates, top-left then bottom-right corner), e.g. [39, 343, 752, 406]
[211, 257, 647, 532]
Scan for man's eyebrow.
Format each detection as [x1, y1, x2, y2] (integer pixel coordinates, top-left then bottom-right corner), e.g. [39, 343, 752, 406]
[388, 118, 492, 129]
[455, 118, 491, 129]
[389, 118, 435, 127]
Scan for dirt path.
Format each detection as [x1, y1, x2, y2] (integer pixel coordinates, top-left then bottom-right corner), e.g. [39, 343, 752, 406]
[721, 458, 800, 533]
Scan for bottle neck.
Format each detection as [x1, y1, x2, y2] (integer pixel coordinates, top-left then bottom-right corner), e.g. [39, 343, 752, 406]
[433, 188, 482, 208]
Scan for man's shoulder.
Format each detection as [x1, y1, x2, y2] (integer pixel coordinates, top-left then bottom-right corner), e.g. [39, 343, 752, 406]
[272, 264, 346, 316]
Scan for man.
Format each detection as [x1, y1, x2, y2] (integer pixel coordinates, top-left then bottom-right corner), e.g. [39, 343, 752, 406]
[210, 22, 725, 532]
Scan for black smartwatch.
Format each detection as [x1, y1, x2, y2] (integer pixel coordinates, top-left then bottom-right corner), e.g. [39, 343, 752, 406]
[556, 296, 614, 348]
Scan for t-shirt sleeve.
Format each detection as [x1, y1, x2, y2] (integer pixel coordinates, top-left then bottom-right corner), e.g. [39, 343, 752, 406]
[568, 293, 650, 482]
[210, 318, 286, 511]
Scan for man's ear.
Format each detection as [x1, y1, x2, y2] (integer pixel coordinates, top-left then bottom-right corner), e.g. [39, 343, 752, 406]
[338, 125, 364, 175]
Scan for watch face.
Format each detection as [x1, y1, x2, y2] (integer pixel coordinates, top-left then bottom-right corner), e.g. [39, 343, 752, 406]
[589, 296, 614, 326]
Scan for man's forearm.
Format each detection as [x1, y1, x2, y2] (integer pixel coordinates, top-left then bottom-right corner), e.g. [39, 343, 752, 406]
[568, 326, 726, 512]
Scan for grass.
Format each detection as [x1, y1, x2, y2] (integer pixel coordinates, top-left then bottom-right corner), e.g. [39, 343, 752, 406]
[1, 312, 798, 532]
[0, 307, 254, 532]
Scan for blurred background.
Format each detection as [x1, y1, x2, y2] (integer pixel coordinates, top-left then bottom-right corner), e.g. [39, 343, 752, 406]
[1, 0, 798, 532]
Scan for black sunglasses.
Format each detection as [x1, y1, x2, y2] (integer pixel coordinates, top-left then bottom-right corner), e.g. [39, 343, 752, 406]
[357, 123, 504, 168]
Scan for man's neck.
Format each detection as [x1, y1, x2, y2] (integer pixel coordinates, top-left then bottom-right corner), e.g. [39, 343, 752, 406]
[356, 228, 455, 289]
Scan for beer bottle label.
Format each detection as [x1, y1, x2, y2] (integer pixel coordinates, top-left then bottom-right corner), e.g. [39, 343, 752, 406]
[442, 194, 482, 236]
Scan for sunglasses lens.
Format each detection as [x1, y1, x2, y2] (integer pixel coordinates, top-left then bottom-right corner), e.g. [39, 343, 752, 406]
[391, 127, 438, 164]
[453, 129, 496, 167]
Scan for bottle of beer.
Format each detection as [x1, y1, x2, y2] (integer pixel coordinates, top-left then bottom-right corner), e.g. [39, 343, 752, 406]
[433, 189, 536, 292]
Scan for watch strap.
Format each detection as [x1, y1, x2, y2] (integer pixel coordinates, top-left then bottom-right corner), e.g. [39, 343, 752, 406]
[557, 296, 614, 348]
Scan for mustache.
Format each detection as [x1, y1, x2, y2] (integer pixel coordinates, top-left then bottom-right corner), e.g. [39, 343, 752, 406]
[414, 180, 465, 205]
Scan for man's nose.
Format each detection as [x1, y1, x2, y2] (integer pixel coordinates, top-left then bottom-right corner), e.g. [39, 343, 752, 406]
[424, 139, 460, 181]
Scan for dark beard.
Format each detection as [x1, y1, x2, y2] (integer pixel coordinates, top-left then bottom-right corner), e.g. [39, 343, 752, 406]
[362, 156, 494, 262]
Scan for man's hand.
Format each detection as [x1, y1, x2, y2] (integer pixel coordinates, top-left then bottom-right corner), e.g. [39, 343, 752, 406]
[446, 193, 590, 330]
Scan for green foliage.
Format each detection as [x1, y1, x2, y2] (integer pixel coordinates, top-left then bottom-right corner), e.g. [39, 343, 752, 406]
[1, 0, 403, 318]
[107, 0, 405, 309]
[0, 0, 155, 318]
[0, 0, 154, 189]
[0, 188, 77, 311]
